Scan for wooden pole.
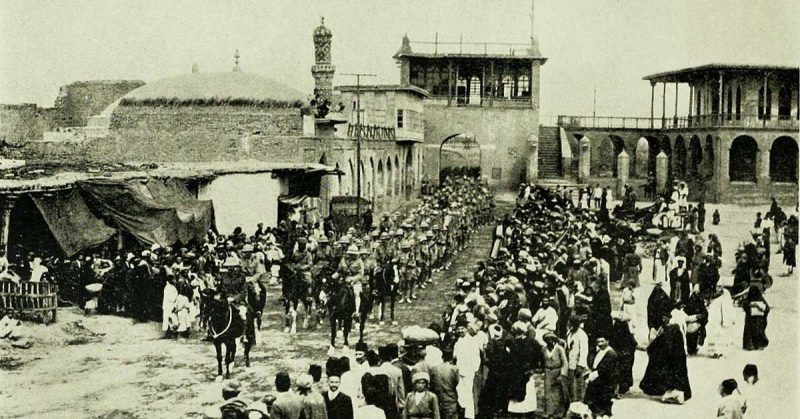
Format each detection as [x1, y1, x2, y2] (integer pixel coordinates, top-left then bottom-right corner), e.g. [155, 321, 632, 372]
[650, 83, 655, 128]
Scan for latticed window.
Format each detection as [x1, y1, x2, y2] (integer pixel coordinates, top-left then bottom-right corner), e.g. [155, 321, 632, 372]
[396, 109, 404, 128]
[502, 76, 514, 99]
[517, 75, 530, 97]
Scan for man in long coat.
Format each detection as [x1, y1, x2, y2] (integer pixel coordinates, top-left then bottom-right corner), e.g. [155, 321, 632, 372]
[584, 336, 618, 418]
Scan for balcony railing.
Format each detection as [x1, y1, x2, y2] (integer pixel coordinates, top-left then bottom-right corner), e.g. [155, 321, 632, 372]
[556, 114, 799, 130]
[347, 124, 396, 141]
[426, 95, 532, 108]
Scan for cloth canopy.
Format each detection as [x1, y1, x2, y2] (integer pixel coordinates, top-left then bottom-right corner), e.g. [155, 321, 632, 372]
[79, 178, 214, 246]
[32, 190, 117, 256]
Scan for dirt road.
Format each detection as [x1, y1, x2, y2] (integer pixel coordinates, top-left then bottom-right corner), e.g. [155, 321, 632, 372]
[0, 201, 504, 419]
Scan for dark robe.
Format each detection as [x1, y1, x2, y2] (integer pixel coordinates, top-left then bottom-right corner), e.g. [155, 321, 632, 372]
[647, 286, 673, 331]
[743, 297, 770, 351]
[585, 287, 613, 344]
[585, 347, 618, 417]
[479, 337, 511, 417]
[684, 292, 708, 355]
[669, 268, 690, 305]
[506, 336, 538, 402]
[639, 324, 692, 400]
[609, 320, 636, 393]
[323, 390, 354, 419]
[696, 261, 720, 300]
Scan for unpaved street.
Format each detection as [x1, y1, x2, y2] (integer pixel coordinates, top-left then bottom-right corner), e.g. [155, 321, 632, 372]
[1, 200, 797, 418]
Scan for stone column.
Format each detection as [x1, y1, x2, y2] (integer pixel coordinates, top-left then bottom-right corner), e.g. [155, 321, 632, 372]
[578, 136, 591, 183]
[656, 151, 668, 194]
[758, 142, 771, 185]
[0, 195, 17, 256]
[617, 149, 630, 196]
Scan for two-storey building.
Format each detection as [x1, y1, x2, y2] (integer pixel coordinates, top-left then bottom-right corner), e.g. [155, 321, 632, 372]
[550, 64, 798, 204]
[393, 34, 547, 188]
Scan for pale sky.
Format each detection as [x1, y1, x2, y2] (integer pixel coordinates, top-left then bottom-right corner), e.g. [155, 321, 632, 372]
[1, 0, 798, 117]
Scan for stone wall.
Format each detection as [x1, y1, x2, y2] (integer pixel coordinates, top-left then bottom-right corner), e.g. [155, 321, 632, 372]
[84, 104, 305, 162]
[0, 104, 51, 142]
[422, 104, 538, 188]
[53, 80, 145, 126]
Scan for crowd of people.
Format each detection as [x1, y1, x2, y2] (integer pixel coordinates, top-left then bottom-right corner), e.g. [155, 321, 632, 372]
[2, 170, 796, 418]
[198, 181, 790, 419]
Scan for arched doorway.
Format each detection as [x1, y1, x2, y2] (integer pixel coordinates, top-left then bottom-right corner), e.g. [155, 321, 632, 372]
[348, 159, 356, 195]
[660, 136, 673, 181]
[386, 158, 393, 197]
[635, 137, 649, 178]
[674, 136, 687, 180]
[596, 137, 615, 177]
[770, 136, 798, 182]
[702, 136, 715, 180]
[376, 160, 385, 198]
[394, 155, 400, 196]
[370, 157, 376, 201]
[645, 136, 660, 178]
[688, 136, 702, 179]
[334, 162, 342, 196]
[405, 150, 414, 197]
[729, 135, 758, 182]
[359, 160, 366, 198]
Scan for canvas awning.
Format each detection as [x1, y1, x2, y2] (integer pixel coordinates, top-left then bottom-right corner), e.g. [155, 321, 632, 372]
[79, 178, 214, 246]
[32, 190, 117, 256]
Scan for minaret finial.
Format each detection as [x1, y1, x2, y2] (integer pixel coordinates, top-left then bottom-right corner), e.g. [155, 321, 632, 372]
[233, 49, 241, 72]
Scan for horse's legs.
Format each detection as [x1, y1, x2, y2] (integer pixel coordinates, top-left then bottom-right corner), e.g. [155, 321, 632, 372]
[389, 290, 396, 322]
[329, 317, 337, 347]
[214, 340, 223, 378]
[359, 311, 367, 343]
[290, 300, 298, 334]
[283, 297, 291, 333]
[342, 315, 352, 347]
[226, 340, 237, 379]
[377, 293, 385, 322]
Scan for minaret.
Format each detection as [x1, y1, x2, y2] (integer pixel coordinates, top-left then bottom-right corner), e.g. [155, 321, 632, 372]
[233, 49, 241, 72]
[311, 17, 335, 102]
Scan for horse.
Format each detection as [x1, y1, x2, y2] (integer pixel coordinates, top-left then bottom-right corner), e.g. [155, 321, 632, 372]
[282, 265, 314, 333]
[207, 296, 255, 380]
[325, 278, 372, 353]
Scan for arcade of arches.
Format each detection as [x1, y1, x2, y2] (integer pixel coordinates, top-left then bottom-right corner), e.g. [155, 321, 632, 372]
[323, 146, 421, 212]
[587, 133, 797, 185]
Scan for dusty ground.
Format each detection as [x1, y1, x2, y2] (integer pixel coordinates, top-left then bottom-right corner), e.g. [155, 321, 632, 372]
[1, 198, 797, 418]
[0, 202, 500, 419]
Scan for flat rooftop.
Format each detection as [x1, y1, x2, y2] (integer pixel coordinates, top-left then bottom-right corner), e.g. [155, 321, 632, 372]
[643, 63, 800, 83]
[0, 160, 339, 194]
[336, 84, 430, 98]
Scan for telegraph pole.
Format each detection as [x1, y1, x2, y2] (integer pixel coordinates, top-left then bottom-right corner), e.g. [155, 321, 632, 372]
[340, 72, 376, 229]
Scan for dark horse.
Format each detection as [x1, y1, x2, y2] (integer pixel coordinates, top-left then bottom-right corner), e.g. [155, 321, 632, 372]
[282, 266, 313, 333]
[326, 279, 372, 353]
[207, 296, 255, 379]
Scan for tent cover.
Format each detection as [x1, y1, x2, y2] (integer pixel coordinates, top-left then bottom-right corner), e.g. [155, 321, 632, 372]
[32, 190, 117, 256]
[77, 178, 214, 248]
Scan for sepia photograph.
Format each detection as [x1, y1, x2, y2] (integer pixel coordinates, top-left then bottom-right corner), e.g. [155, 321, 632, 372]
[0, 1, 797, 418]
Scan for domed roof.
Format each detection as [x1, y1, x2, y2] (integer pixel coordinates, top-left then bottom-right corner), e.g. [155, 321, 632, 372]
[123, 71, 305, 103]
[313, 17, 331, 38]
